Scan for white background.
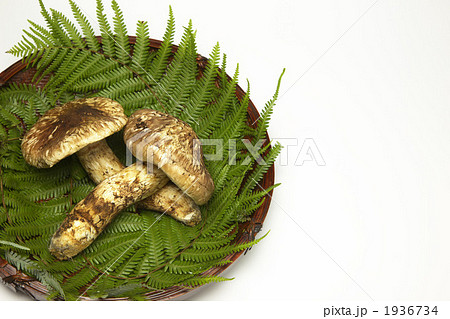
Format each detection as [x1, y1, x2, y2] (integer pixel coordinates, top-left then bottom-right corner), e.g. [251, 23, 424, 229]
[1, 0, 450, 313]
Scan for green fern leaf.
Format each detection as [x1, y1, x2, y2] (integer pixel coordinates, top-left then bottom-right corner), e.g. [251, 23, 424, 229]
[196, 64, 239, 138]
[131, 20, 150, 75]
[182, 42, 220, 126]
[146, 6, 175, 83]
[111, 0, 131, 65]
[51, 9, 84, 48]
[254, 69, 285, 141]
[69, 0, 100, 51]
[96, 0, 115, 57]
[4, 250, 65, 298]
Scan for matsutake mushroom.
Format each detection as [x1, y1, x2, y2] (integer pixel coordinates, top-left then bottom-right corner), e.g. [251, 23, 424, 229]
[78, 140, 201, 226]
[49, 162, 168, 260]
[22, 97, 201, 226]
[21, 97, 128, 169]
[124, 109, 215, 206]
[20, 98, 198, 259]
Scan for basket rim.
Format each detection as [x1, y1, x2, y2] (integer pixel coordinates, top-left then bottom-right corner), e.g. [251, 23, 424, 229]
[0, 36, 275, 300]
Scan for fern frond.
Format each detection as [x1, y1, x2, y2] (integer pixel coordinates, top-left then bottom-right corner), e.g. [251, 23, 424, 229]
[141, 212, 165, 268]
[164, 258, 223, 275]
[102, 212, 143, 234]
[4, 250, 65, 298]
[145, 269, 191, 290]
[5, 215, 62, 239]
[202, 177, 243, 235]
[115, 89, 157, 114]
[131, 20, 150, 74]
[111, 0, 131, 65]
[96, 77, 146, 100]
[182, 42, 220, 126]
[180, 233, 267, 263]
[22, 177, 73, 201]
[192, 228, 236, 249]
[196, 64, 239, 138]
[0, 107, 21, 128]
[254, 68, 285, 141]
[50, 9, 84, 48]
[158, 216, 196, 258]
[180, 275, 232, 288]
[43, 258, 84, 275]
[35, 47, 71, 83]
[209, 165, 231, 196]
[56, 53, 105, 94]
[72, 64, 132, 92]
[96, 0, 115, 57]
[113, 247, 146, 277]
[85, 231, 142, 265]
[146, 6, 175, 83]
[69, 0, 100, 51]
[169, 25, 198, 118]
[27, 19, 56, 50]
[44, 49, 90, 92]
[0, 240, 30, 251]
[46, 4, 72, 48]
[240, 142, 282, 196]
[62, 266, 98, 292]
[154, 23, 197, 116]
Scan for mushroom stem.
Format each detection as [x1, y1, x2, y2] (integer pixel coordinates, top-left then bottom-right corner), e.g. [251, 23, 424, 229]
[49, 163, 168, 260]
[77, 140, 123, 184]
[136, 184, 202, 226]
[77, 140, 202, 226]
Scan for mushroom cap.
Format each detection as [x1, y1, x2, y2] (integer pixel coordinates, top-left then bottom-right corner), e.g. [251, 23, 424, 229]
[123, 109, 214, 205]
[21, 97, 128, 168]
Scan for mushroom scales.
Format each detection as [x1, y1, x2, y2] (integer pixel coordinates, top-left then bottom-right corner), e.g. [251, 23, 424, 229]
[21, 97, 127, 169]
[124, 109, 215, 206]
[49, 162, 168, 260]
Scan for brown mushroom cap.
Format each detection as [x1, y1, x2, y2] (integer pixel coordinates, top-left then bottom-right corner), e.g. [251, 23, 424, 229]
[123, 109, 214, 205]
[21, 97, 127, 168]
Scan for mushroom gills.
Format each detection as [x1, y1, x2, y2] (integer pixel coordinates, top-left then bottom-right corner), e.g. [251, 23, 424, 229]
[77, 140, 201, 226]
[49, 163, 168, 260]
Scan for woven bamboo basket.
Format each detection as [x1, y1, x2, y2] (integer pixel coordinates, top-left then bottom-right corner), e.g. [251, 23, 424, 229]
[0, 36, 275, 300]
